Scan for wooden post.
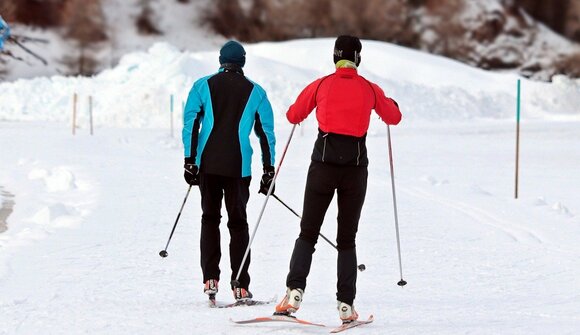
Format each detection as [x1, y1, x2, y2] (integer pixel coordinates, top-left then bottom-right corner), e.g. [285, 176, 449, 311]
[72, 93, 77, 135]
[89, 95, 94, 136]
[170, 94, 174, 137]
[515, 79, 521, 199]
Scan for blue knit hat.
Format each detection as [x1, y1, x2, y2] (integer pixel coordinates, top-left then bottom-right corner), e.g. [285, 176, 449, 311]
[219, 40, 246, 67]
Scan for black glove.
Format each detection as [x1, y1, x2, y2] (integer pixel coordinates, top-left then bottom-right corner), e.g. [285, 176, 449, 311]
[184, 163, 200, 186]
[259, 166, 275, 195]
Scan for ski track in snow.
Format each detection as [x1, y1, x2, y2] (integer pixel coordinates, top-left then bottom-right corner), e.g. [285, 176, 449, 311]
[402, 186, 544, 244]
[0, 121, 577, 334]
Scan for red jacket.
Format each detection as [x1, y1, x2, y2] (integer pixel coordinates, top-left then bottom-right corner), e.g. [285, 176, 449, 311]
[287, 68, 401, 137]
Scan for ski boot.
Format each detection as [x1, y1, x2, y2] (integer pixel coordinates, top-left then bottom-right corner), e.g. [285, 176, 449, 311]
[233, 287, 253, 301]
[204, 279, 218, 301]
[337, 301, 359, 324]
[275, 288, 304, 315]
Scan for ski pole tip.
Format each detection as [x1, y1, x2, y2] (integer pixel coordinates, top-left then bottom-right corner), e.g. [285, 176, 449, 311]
[230, 280, 241, 287]
[159, 250, 168, 258]
[357, 264, 366, 272]
[397, 279, 407, 287]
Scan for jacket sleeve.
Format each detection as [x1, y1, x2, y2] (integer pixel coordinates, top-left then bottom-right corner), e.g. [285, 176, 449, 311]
[182, 81, 204, 163]
[254, 88, 276, 168]
[371, 83, 402, 125]
[286, 77, 324, 124]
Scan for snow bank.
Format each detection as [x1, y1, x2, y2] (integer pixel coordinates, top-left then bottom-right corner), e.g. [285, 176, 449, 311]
[0, 40, 579, 128]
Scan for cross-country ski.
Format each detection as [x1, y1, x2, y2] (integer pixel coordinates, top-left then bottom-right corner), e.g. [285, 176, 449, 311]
[208, 295, 276, 309]
[330, 315, 374, 333]
[230, 313, 325, 327]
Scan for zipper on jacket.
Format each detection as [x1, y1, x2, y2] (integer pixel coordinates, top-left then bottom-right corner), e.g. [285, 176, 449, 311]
[322, 133, 328, 162]
[356, 141, 361, 166]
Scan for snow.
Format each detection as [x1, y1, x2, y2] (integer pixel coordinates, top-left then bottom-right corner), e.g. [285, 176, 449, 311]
[1, 39, 580, 334]
[1, 39, 579, 128]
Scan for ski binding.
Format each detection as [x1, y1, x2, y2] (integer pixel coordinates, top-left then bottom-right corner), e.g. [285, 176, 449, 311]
[330, 315, 374, 333]
[209, 294, 276, 308]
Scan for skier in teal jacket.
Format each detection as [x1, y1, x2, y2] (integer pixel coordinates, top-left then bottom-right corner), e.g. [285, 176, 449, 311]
[182, 40, 276, 302]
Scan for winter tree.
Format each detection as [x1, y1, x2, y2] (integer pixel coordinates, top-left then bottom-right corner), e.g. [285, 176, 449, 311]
[62, 0, 107, 76]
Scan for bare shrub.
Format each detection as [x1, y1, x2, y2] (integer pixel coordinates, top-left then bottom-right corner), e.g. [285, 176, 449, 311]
[201, 0, 246, 39]
[0, 1, 17, 21]
[553, 51, 580, 78]
[10, 0, 67, 27]
[202, 0, 417, 43]
[0, 57, 7, 81]
[136, 0, 163, 35]
[62, 0, 107, 76]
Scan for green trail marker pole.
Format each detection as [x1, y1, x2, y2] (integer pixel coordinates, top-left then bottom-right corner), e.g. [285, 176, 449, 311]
[515, 79, 521, 199]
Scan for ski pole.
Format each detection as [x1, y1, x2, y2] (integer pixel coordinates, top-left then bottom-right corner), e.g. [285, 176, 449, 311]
[272, 194, 366, 272]
[159, 185, 192, 258]
[9, 36, 48, 65]
[387, 125, 407, 286]
[231, 125, 297, 287]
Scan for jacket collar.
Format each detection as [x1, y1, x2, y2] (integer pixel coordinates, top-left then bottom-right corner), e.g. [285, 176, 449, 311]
[219, 63, 244, 75]
[335, 67, 358, 75]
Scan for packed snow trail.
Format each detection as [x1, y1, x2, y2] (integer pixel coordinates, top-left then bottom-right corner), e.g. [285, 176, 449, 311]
[0, 120, 579, 334]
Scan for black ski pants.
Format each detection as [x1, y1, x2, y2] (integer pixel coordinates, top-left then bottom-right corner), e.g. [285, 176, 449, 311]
[199, 173, 252, 290]
[286, 161, 368, 305]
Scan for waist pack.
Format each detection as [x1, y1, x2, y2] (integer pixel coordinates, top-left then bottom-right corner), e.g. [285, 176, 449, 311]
[311, 129, 368, 166]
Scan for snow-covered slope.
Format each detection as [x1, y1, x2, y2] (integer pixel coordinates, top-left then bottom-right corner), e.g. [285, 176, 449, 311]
[0, 39, 579, 334]
[1, 39, 579, 129]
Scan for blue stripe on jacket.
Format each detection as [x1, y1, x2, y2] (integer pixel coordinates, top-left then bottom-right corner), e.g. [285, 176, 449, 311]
[182, 73, 276, 177]
[183, 74, 213, 166]
[239, 83, 276, 176]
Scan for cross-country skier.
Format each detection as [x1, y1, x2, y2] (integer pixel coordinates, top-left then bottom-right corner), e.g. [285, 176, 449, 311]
[0, 15, 48, 65]
[275, 35, 402, 323]
[0, 15, 11, 51]
[182, 40, 276, 302]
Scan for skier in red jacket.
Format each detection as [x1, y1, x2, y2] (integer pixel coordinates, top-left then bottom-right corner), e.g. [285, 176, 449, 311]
[275, 35, 402, 323]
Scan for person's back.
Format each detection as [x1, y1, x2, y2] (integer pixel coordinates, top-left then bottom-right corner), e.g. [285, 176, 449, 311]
[182, 40, 276, 303]
[184, 64, 274, 177]
[287, 39, 400, 168]
[193, 65, 271, 177]
[298, 69, 378, 137]
[277, 35, 402, 324]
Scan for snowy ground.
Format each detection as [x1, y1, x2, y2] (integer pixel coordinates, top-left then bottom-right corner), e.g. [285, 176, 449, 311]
[1, 119, 579, 334]
[1, 39, 579, 334]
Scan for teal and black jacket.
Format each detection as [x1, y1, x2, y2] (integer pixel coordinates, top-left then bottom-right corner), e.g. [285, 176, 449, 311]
[182, 64, 276, 178]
